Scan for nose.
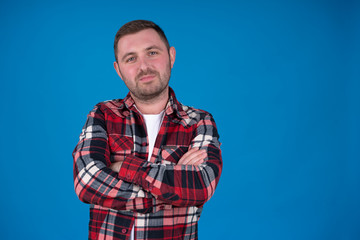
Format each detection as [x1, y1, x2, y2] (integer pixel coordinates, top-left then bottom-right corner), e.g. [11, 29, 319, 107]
[138, 56, 150, 71]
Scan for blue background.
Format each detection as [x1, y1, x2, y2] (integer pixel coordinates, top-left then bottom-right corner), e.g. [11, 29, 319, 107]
[1, 0, 359, 239]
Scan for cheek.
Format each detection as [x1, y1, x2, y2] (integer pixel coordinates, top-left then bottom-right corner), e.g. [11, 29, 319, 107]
[154, 58, 170, 70]
[120, 65, 137, 79]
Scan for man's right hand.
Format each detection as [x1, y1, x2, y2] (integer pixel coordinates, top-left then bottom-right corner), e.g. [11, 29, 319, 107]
[177, 148, 207, 166]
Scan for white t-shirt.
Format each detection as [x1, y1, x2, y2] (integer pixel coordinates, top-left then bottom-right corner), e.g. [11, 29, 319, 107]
[130, 110, 165, 239]
[143, 111, 165, 161]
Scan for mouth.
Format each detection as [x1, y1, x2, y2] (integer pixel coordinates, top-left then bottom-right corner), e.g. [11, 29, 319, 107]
[139, 74, 156, 82]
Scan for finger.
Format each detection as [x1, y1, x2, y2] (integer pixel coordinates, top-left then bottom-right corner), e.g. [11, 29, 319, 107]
[177, 148, 199, 165]
[109, 161, 123, 172]
[192, 158, 205, 166]
[187, 151, 207, 165]
[178, 149, 202, 165]
[179, 150, 206, 165]
[183, 147, 199, 157]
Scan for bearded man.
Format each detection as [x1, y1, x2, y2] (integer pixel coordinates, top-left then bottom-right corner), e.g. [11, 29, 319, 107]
[73, 20, 222, 240]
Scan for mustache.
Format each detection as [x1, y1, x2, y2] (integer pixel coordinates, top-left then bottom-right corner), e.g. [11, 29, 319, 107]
[136, 68, 159, 81]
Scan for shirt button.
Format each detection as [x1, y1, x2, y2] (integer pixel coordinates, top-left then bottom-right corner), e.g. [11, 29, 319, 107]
[122, 229, 127, 234]
[159, 206, 165, 210]
[126, 174, 131, 179]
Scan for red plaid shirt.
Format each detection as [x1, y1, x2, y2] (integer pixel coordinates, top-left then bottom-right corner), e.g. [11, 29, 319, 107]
[73, 88, 222, 240]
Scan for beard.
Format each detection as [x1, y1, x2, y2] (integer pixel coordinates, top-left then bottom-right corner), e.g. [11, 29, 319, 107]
[120, 61, 171, 102]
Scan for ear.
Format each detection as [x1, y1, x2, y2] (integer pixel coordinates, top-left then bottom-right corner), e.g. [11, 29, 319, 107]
[113, 61, 123, 80]
[169, 47, 176, 69]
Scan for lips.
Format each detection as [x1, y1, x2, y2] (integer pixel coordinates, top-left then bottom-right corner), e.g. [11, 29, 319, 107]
[139, 74, 156, 82]
[136, 69, 159, 82]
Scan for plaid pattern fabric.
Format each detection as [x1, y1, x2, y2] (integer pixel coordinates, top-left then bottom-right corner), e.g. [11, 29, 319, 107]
[73, 88, 222, 240]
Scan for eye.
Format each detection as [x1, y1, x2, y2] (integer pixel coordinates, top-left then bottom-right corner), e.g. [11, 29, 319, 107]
[148, 51, 158, 56]
[126, 56, 136, 63]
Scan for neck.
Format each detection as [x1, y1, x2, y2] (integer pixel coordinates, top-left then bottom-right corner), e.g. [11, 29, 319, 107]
[132, 87, 169, 114]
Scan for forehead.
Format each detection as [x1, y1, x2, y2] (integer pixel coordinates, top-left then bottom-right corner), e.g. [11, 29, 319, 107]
[117, 29, 166, 55]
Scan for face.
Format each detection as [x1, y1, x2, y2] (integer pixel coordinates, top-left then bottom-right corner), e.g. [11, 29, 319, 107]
[114, 28, 176, 102]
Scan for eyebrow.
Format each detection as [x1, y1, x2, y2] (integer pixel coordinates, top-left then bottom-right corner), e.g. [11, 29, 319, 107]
[121, 52, 136, 62]
[121, 45, 164, 62]
[145, 45, 163, 51]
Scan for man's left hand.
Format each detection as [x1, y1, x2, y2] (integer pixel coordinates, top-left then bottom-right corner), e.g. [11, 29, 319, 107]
[109, 161, 123, 173]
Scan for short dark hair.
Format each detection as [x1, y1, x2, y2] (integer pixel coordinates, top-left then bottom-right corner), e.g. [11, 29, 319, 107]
[114, 20, 170, 62]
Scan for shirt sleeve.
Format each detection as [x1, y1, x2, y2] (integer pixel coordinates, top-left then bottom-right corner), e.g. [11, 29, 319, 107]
[73, 104, 158, 213]
[118, 113, 223, 207]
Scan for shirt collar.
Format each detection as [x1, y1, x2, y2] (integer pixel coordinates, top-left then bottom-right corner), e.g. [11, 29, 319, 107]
[118, 87, 189, 122]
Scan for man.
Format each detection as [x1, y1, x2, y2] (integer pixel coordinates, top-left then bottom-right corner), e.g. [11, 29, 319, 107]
[73, 20, 222, 240]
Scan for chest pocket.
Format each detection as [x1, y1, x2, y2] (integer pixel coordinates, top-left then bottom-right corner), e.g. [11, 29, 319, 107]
[108, 134, 133, 163]
[161, 145, 188, 165]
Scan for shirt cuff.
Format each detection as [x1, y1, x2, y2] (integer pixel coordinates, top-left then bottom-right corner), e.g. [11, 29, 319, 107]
[118, 155, 148, 186]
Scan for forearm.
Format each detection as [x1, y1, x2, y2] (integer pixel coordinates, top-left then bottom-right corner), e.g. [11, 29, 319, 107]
[73, 105, 156, 212]
[117, 110, 223, 207]
[118, 144, 221, 207]
[73, 140, 155, 210]
[75, 104, 223, 210]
